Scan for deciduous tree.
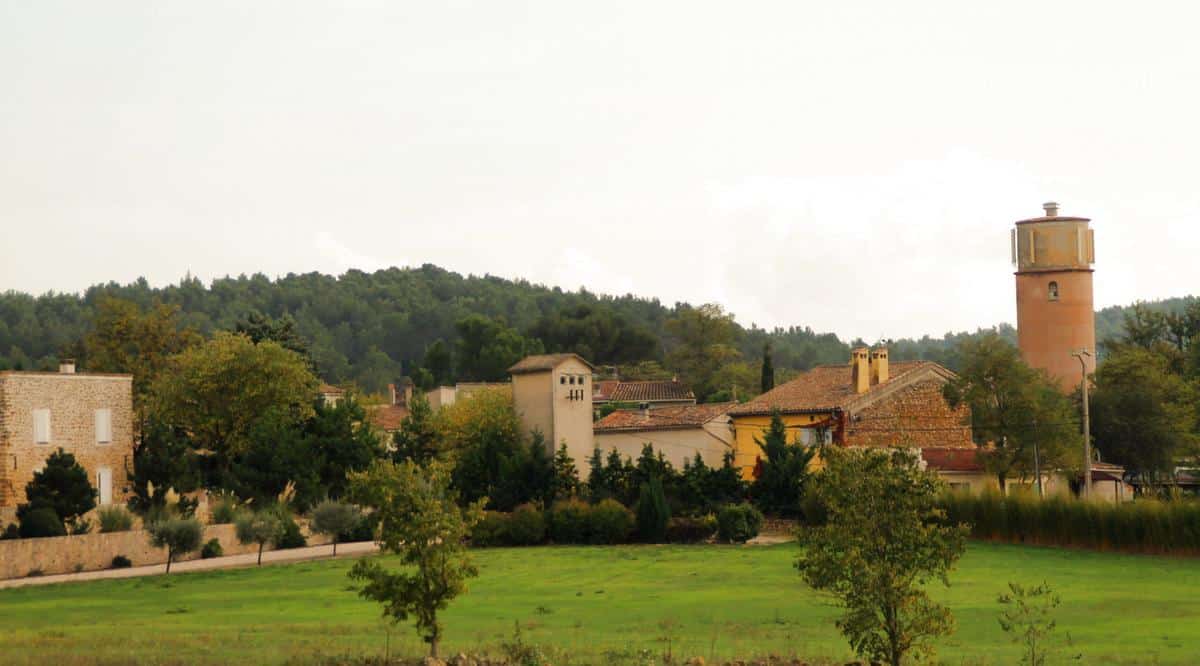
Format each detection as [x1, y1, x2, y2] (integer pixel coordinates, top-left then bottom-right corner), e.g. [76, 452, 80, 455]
[797, 447, 967, 666]
[347, 459, 485, 659]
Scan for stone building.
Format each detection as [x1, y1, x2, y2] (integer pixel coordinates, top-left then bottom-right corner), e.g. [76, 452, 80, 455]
[727, 347, 974, 480]
[0, 362, 134, 523]
[509, 354, 595, 469]
[1012, 201, 1097, 391]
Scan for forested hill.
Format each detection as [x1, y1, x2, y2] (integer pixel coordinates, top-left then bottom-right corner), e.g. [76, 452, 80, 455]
[0, 264, 1192, 392]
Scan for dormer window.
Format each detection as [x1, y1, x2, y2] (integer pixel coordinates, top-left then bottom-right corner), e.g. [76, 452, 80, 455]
[1048, 281, 1059, 301]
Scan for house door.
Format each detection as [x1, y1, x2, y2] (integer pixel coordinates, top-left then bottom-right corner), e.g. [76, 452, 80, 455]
[97, 467, 112, 505]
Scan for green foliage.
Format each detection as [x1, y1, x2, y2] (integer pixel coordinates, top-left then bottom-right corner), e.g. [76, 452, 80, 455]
[275, 513, 307, 550]
[507, 503, 549, 545]
[97, 506, 134, 533]
[998, 582, 1061, 666]
[147, 518, 203, 574]
[80, 297, 201, 405]
[1091, 347, 1199, 485]
[208, 492, 241, 524]
[200, 538, 224, 559]
[797, 447, 967, 666]
[421, 339, 454, 387]
[346, 459, 485, 658]
[148, 331, 318, 465]
[127, 418, 200, 516]
[454, 314, 543, 381]
[439, 388, 531, 509]
[665, 515, 717, 543]
[716, 503, 763, 544]
[940, 489, 1200, 553]
[665, 303, 743, 402]
[551, 441, 581, 501]
[635, 476, 670, 543]
[587, 499, 635, 545]
[528, 302, 660, 365]
[311, 500, 362, 555]
[547, 499, 591, 544]
[18, 448, 95, 532]
[18, 507, 67, 539]
[234, 312, 310, 360]
[760, 342, 775, 393]
[750, 410, 816, 517]
[235, 509, 285, 566]
[943, 334, 1078, 488]
[392, 392, 441, 464]
[1, 523, 18, 540]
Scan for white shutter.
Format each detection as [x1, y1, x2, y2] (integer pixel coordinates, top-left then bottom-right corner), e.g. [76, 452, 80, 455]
[97, 468, 113, 505]
[95, 409, 113, 444]
[33, 409, 51, 444]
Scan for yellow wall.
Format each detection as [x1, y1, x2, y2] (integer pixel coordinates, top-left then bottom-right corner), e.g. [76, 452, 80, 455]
[731, 412, 834, 479]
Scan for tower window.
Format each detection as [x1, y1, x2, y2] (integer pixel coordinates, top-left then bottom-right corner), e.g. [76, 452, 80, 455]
[1048, 281, 1059, 301]
[560, 376, 566, 384]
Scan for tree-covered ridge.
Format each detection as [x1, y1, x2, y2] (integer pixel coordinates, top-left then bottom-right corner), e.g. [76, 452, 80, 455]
[0, 263, 1193, 393]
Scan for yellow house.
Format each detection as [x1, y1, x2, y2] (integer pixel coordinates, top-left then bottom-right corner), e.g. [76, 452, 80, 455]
[727, 347, 974, 479]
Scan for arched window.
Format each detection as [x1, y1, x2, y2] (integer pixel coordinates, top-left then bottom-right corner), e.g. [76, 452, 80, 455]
[1048, 281, 1059, 301]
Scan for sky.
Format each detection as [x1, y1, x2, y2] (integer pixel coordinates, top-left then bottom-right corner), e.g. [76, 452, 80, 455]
[2, 1, 1198, 341]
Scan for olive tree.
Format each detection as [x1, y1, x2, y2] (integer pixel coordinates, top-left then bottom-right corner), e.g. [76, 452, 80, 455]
[346, 459, 485, 659]
[235, 509, 284, 566]
[796, 447, 967, 666]
[310, 499, 361, 556]
[148, 518, 203, 574]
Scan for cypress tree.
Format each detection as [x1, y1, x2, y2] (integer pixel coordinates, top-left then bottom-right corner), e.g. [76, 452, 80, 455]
[761, 342, 775, 393]
[636, 476, 670, 543]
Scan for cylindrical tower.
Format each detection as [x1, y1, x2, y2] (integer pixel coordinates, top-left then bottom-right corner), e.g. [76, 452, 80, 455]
[1012, 202, 1096, 391]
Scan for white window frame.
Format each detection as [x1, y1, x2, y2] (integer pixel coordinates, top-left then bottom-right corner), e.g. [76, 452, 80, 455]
[95, 408, 113, 445]
[33, 408, 51, 445]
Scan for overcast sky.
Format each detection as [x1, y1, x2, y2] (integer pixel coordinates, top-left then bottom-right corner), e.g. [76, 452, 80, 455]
[2, 2, 1197, 340]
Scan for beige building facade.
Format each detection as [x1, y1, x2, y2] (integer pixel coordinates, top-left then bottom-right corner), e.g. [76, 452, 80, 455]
[509, 354, 595, 468]
[594, 403, 735, 468]
[0, 365, 134, 523]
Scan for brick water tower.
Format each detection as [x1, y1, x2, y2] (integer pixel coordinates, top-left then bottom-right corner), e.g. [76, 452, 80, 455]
[1011, 202, 1096, 390]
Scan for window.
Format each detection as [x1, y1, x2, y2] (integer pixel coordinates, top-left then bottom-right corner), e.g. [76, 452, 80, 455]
[948, 482, 970, 492]
[1048, 281, 1059, 301]
[95, 408, 113, 445]
[569, 376, 576, 385]
[33, 409, 51, 444]
[560, 376, 566, 384]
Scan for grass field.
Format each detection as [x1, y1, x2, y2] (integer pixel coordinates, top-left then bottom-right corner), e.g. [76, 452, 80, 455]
[1, 542, 1199, 665]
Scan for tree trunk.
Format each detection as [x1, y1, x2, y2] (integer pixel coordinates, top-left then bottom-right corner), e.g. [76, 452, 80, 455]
[430, 636, 439, 659]
[332, 538, 338, 557]
[166, 551, 173, 575]
[257, 542, 264, 565]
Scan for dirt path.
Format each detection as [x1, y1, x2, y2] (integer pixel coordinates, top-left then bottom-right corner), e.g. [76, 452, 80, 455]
[0, 540, 379, 590]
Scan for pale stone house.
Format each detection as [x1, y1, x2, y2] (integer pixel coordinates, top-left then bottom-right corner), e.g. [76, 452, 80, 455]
[594, 402, 735, 468]
[509, 354, 595, 469]
[0, 362, 134, 523]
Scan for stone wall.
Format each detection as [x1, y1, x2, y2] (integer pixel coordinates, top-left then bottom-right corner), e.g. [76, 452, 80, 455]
[0, 523, 332, 580]
[0, 370, 135, 519]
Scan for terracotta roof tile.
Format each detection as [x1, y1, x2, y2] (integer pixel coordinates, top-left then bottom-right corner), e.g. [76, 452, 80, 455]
[605, 380, 696, 403]
[508, 353, 594, 374]
[921, 447, 985, 472]
[728, 361, 928, 416]
[369, 404, 409, 432]
[595, 403, 734, 432]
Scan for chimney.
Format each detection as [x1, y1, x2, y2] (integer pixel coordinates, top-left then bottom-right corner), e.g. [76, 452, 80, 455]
[403, 382, 414, 406]
[869, 347, 889, 386]
[388, 383, 397, 405]
[59, 359, 76, 374]
[850, 347, 870, 394]
[1043, 201, 1059, 217]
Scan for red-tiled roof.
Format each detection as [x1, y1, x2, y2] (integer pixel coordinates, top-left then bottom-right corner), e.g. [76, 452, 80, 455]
[369, 404, 409, 432]
[508, 354, 594, 374]
[605, 380, 696, 403]
[921, 447, 985, 472]
[594, 403, 735, 432]
[729, 361, 932, 416]
[319, 383, 345, 395]
[593, 380, 621, 400]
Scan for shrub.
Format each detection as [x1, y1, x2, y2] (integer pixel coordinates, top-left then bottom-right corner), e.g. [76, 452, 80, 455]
[471, 511, 511, 547]
[666, 515, 717, 543]
[1, 523, 19, 540]
[635, 477, 670, 543]
[717, 503, 764, 544]
[70, 519, 92, 535]
[547, 499, 591, 544]
[588, 499, 634, 544]
[98, 505, 135, 533]
[208, 493, 241, 524]
[939, 490, 1200, 554]
[200, 538, 224, 559]
[111, 555, 133, 569]
[18, 506, 66, 539]
[339, 513, 376, 543]
[275, 513, 308, 550]
[507, 504, 547, 546]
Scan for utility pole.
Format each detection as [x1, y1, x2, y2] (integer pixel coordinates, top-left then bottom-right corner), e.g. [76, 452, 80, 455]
[1071, 349, 1093, 498]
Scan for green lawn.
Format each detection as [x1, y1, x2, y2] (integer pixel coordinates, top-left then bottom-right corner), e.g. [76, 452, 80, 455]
[1, 542, 1198, 664]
